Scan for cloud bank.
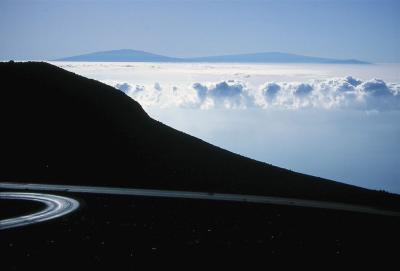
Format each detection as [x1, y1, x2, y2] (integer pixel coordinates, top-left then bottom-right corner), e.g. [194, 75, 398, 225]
[112, 76, 400, 111]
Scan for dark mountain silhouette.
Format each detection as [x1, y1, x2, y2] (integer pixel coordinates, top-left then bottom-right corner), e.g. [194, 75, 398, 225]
[56, 49, 369, 64]
[0, 61, 397, 210]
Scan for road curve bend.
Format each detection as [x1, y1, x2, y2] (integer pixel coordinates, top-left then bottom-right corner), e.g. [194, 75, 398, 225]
[1, 182, 399, 217]
[0, 192, 79, 230]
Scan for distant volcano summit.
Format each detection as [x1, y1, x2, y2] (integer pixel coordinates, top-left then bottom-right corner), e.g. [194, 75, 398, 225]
[56, 49, 369, 64]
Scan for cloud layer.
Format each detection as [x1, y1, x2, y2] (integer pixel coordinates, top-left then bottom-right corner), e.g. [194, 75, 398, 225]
[113, 76, 400, 111]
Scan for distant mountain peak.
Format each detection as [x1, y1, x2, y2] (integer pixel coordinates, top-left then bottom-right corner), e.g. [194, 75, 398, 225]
[56, 49, 370, 64]
[55, 49, 181, 62]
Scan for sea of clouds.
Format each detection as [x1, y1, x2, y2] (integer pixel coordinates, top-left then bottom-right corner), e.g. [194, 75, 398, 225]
[53, 62, 400, 193]
[113, 76, 400, 111]
[54, 62, 400, 111]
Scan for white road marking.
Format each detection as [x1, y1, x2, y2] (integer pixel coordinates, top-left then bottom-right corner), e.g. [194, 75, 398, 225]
[0, 192, 79, 230]
[1, 182, 399, 217]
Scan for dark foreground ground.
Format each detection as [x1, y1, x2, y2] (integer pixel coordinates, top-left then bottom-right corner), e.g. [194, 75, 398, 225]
[1, 189, 399, 268]
[1, 61, 400, 266]
[0, 199, 43, 219]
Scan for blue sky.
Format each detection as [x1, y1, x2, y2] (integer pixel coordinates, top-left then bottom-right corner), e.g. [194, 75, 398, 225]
[0, 0, 399, 62]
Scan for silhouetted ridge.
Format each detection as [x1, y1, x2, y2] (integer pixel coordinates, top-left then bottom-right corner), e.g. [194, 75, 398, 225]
[0, 61, 398, 210]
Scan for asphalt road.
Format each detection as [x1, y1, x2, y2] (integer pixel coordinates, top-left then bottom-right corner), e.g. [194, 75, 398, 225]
[1, 182, 399, 218]
[0, 192, 79, 230]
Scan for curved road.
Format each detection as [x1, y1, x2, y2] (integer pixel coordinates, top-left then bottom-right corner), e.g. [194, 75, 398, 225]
[1, 182, 399, 218]
[0, 192, 79, 230]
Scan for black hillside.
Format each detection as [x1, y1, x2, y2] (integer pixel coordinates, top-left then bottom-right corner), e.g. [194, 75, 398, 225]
[1, 61, 398, 209]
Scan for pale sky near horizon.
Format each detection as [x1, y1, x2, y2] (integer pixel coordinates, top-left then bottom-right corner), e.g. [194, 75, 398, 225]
[0, 0, 399, 62]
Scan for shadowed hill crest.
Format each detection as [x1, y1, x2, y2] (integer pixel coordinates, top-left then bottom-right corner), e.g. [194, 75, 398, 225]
[0, 61, 398, 209]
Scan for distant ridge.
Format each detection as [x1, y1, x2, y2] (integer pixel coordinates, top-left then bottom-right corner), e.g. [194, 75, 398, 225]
[56, 49, 370, 64]
[56, 49, 181, 62]
[186, 52, 370, 64]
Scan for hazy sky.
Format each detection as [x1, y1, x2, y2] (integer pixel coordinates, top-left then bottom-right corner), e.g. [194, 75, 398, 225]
[1, 0, 399, 62]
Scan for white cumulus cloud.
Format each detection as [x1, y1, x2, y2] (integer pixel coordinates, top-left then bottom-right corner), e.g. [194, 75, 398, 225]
[112, 76, 400, 111]
[192, 81, 253, 109]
